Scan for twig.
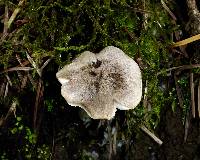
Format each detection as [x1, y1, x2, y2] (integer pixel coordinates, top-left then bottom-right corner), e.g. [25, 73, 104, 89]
[0, 0, 25, 44]
[112, 126, 117, 158]
[5, 28, 23, 43]
[132, 8, 152, 14]
[140, 125, 163, 145]
[157, 64, 200, 76]
[143, 80, 148, 109]
[4, 82, 9, 98]
[161, 0, 177, 21]
[33, 79, 43, 131]
[0, 67, 34, 74]
[161, 0, 189, 58]
[124, 28, 137, 41]
[0, 5, 8, 43]
[0, 101, 17, 127]
[0, 82, 6, 97]
[190, 72, 195, 118]
[172, 34, 200, 47]
[3, 5, 9, 35]
[184, 108, 190, 142]
[172, 48, 185, 56]
[7, 0, 25, 29]
[0, 5, 9, 43]
[40, 58, 52, 72]
[16, 54, 37, 89]
[198, 80, 200, 118]
[5, 74, 12, 86]
[26, 52, 42, 77]
[142, 0, 149, 30]
[116, 2, 152, 14]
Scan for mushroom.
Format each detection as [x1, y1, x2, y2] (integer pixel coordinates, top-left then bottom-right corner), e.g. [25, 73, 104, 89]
[56, 46, 142, 120]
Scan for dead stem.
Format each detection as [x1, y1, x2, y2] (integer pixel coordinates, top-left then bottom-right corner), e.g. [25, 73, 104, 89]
[0, 67, 34, 74]
[33, 78, 43, 131]
[0, 101, 17, 127]
[161, 0, 189, 57]
[0, 0, 25, 44]
[5, 74, 12, 86]
[4, 82, 9, 98]
[7, 0, 25, 29]
[16, 54, 37, 89]
[157, 64, 200, 76]
[140, 125, 163, 145]
[40, 58, 52, 73]
[142, 0, 149, 30]
[184, 108, 190, 142]
[143, 80, 148, 109]
[190, 72, 195, 118]
[0, 82, 6, 97]
[26, 52, 42, 77]
[198, 80, 200, 118]
[161, 0, 177, 21]
[0, 5, 9, 43]
[3, 5, 9, 36]
[172, 34, 200, 47]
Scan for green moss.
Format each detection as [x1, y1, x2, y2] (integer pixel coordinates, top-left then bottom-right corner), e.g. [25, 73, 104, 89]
[0, 0, 176, 158]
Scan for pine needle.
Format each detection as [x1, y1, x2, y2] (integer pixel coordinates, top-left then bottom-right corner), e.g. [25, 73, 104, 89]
[172, 34, 200, 47]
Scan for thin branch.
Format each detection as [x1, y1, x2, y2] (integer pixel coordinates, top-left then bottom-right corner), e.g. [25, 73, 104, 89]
[7, 0, 25, 29]
[157, 64, 200, 76]
[0, 6, 9, 42]
[140, 125, 163, 145]
[0, 101, 17, 127]
[132, 8, 152, 14]
[112, 126, 117, 156]
[142, 0, 149, 30]
[33, 78, 43, 131]
[40, 58, 52, 72]
[172, 34, 200, 47]
[4, 82, 9, 98]
[5, 74, 12, 86]
[3, 5, 9, 35]
[26, 52, 42, 77]
[198, 80, 200, 118]
[0, 82, 6, 97]
[190, 72, 195, 118]
[161, 0, 177, 21]
[16, 54, 37, 89]
[184, 108, 190, 142]
[0, 67, 33, 74]
[143, 80, 148, 108]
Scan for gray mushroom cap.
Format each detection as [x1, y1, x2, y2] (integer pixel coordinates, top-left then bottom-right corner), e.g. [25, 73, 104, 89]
[56, 46, 142, 120]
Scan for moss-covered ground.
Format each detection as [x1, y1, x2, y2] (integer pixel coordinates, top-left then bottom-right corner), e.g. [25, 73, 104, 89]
[0, 0, 200, 159]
